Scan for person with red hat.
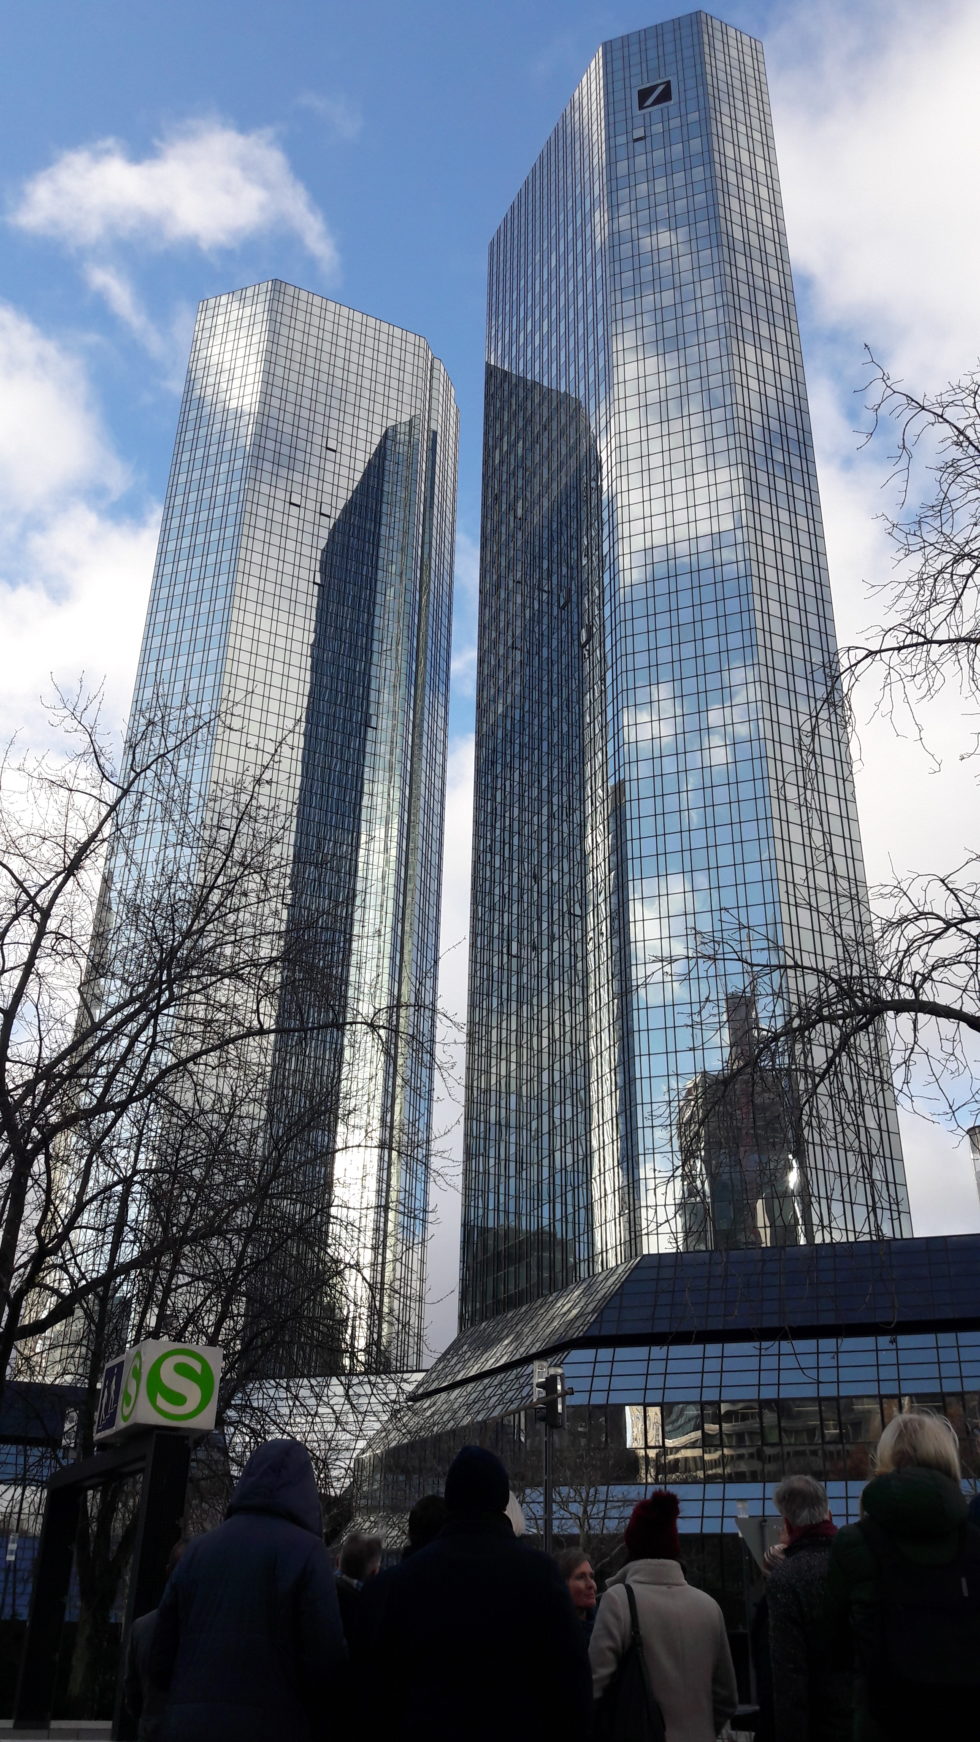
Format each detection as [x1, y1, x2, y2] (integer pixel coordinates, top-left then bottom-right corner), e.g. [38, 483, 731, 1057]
[590, 1489, 737, 1740]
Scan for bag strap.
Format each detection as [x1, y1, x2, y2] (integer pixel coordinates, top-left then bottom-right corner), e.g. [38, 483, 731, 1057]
[625, 1581, 643, 1648]
[623, 1581, 667, 1742]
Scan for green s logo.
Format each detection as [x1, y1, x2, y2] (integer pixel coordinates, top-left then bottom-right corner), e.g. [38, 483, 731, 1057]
[120, 1349, 143, 1422]
[145, 1348, 216, 1422]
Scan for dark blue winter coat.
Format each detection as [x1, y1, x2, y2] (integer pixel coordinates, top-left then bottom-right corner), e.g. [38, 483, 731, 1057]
[150, 1439, 346, 1742]
[354, 1512, 592, 1742]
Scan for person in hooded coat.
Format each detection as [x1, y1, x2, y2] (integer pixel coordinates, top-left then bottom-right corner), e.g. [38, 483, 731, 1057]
[589, 1490, 738, 1742]
[123, 1540, 186, 1741]
[354, 1445, 591, 1742]
[150, 1438, 346, 1742]
[825, 1409, 980, 1742]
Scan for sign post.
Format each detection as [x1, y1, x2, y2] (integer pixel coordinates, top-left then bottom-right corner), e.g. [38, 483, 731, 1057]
[16, 1339, 222, 1739]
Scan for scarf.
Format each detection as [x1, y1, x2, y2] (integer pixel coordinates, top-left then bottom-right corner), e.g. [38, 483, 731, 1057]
[786, 1517, 838, 1546]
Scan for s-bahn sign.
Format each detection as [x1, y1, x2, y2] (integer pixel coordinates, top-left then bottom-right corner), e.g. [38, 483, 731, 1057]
[95, 1339, 222, 1442]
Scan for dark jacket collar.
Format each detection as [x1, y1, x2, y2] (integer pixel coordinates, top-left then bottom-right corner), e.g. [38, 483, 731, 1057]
[438, 1512, 515, 1541]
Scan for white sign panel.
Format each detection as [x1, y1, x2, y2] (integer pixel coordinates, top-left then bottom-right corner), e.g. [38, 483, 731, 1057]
[94, 1339, 222, 1442]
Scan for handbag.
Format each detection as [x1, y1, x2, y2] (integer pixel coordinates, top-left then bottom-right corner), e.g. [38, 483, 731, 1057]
[593, 1581, 667, 1741]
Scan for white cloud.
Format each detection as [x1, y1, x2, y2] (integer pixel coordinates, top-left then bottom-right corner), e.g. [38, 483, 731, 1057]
[296, 93, 363, 142]
[425, 732, 474, 1355]
[1, 502, 159, 747]
[437, 733, 475, 1029]
[11, 121, 338, 276]
[0, 304, 123, 513]
[901, 1108, 980, 1236]
[83, 263, 167, 358]
[767, 0, 980, 1229]
[0, 303, 156, 747]
[770, 0, 980, 380]
[768, 0, 980, 908]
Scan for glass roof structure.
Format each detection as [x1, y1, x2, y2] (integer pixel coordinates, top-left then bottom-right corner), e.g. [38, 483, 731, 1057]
[356, 1236, 980, 1533]
[414, 1232, 980, 1404]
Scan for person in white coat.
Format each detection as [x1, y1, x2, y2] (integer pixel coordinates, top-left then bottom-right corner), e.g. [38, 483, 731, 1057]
[589, 1490, 738, 1742]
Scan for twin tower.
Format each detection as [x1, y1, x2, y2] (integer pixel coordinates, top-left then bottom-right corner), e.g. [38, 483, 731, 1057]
[127, 14, 909, 1375]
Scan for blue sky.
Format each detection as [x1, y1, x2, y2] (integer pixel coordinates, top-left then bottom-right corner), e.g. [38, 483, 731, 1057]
[3, 0, 979, 1345]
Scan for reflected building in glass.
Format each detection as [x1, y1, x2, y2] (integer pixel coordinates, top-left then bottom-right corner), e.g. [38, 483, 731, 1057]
[462, 12, 909, 1327]
[123, 280, 457, 1372]
[356, 1233, 980, 1618]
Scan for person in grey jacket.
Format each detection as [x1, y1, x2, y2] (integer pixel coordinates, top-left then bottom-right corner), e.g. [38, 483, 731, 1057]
[767, 1475, 851, 1742]
[589, 1490, 737, 1741]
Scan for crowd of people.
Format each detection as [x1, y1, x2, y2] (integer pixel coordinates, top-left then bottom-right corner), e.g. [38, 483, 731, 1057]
[123, 1407, 980, 1741]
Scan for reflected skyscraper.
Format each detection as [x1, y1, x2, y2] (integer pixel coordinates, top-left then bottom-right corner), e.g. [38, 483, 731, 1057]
[677, 993, 810, 1252]
[461, 12, 909, 1327]
[123, 281, 457, 1371]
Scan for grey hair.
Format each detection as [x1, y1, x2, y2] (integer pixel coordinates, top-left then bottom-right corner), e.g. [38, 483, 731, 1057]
[773, 1474, 829, 1530]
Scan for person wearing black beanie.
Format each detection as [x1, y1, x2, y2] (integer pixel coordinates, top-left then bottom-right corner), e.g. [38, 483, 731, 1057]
[353, 1446, 591, 1741]
[590, 1490, 738, 1741]
[443, 1444, 511, 1515]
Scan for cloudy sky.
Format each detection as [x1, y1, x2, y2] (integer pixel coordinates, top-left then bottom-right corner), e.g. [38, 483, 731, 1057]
[2, 0, 978, 1351]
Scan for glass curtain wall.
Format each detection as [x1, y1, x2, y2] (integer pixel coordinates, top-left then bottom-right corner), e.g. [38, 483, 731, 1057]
[462, 14, 909, 1327]
[68, 282, 457, 1375]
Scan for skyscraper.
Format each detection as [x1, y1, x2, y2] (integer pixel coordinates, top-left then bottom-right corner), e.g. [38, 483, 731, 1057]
[121, 280, 457, 1371]
[461, 12, 909, 1327]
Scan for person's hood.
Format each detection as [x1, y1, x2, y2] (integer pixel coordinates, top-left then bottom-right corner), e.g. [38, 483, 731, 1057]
[227, 1439, 323, 1536]
[862, 1466, 966, 1543]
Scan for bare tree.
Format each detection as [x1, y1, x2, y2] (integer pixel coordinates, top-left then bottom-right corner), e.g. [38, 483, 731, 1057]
[2, 688, 445, 1395]
[1, 691, 442, 1713]
[679, 356, 980, 1191]
[544, 1408, 633, 1552]
[4, 697, 323, 1383]
[837, 356, 980, 723]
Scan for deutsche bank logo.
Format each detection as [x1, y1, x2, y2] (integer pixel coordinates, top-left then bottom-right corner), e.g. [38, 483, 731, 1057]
[637, 80, 672, 110]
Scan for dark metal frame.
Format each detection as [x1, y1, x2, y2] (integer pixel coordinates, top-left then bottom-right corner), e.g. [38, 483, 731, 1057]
[14, 1429, 191, 1739]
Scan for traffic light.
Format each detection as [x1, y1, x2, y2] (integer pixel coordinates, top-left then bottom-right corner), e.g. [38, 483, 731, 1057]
[534, 1368, 568, 1430]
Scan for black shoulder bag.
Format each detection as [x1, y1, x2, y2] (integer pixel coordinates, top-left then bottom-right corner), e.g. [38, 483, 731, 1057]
[593, 1583, 667, 1742]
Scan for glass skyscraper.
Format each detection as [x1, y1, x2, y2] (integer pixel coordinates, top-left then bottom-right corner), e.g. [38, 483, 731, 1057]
[122, 280, 457, 1372]
[461, 12, 909, 1327]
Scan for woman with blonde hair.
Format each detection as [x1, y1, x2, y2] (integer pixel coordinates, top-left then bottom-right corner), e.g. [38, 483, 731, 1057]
[825, 1406, 980, 1741]
[875, 1408, 962, 1481]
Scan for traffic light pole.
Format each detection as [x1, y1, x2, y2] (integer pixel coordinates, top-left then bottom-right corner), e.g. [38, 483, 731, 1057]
[543, 1422, 554, 1555]
[533, 1365, 573, 1555]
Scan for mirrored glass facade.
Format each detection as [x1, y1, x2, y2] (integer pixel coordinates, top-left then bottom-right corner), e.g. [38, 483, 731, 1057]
[462, 14, 909, 1328]
[125, 281, 458, 1371]
[354, 1235, 980, 1623]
